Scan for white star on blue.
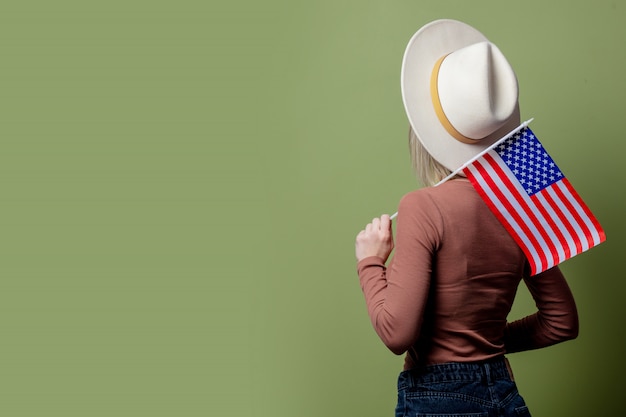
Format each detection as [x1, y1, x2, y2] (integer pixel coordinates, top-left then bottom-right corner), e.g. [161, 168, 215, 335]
[495, 127, 563, 196]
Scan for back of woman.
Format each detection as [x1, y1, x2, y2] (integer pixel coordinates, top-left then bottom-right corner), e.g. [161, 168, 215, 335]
[355, 19, 579, 417]
[401, 178, 527, 367]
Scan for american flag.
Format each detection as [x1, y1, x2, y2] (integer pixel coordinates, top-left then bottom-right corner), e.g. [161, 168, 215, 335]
[464, 127, 606, 275]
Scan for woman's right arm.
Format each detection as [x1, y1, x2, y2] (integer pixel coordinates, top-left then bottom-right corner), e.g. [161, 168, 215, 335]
[504, 266, 579, 353]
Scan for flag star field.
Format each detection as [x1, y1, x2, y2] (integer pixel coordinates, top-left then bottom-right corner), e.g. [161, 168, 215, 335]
[497, 129, 563, 196]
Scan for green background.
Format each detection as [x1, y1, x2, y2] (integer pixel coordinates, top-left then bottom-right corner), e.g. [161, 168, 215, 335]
[1, 1, 623, 416]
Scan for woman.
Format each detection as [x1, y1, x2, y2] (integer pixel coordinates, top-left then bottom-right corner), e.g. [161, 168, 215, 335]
[355, 20, 578, 417]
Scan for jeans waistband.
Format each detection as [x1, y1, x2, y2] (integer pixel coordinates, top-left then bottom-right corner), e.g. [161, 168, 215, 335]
[398, 356, 514, 389]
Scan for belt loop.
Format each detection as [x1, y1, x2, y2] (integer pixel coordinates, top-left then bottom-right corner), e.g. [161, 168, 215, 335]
[484, 362, 493, 386]
[504, 357, 515, 382]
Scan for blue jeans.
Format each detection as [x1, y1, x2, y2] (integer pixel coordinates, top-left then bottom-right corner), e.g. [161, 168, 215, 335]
[396, 357, 531, 417]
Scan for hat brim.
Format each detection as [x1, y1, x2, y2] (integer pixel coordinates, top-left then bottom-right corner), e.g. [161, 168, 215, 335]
[401, 19, 521, 172]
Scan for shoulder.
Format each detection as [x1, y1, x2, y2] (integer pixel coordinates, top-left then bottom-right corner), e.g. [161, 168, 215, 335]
[399, 179, 473, 210]
[396, 187, 444, 231]
[399, 188, 437, 214]
[396, 180, 481, 234]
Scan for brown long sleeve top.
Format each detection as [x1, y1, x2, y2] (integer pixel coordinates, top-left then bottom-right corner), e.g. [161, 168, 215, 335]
[357, 179, 578, 370]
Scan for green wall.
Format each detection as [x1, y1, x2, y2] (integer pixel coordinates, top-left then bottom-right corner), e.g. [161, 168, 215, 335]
[1, 1, 623, 416]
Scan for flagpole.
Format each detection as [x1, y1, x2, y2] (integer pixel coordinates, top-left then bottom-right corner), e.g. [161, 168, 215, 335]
[434, 118, 534, 186]
[389, 118, 533, 220]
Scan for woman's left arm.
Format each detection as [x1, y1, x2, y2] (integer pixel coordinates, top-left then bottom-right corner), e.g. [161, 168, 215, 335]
[356, 191, 441, 355]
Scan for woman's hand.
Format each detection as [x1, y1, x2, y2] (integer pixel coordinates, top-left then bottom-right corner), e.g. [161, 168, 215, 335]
[355, 214, 394, 263]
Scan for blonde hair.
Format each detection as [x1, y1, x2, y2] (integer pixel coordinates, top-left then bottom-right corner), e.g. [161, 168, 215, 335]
[408, 126, 453, 187]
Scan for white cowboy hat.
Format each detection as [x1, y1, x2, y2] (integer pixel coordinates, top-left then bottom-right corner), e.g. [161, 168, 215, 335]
[401, 19, 521, 172]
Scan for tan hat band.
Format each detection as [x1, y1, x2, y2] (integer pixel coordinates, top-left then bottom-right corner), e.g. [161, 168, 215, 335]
[430, 55, 476, 144]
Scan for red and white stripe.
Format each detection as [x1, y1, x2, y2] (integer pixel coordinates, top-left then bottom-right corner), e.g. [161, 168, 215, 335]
[464, 150, 605, 275]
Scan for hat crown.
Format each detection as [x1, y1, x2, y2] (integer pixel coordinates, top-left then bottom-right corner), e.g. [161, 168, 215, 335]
[436, 41, 518, 140]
